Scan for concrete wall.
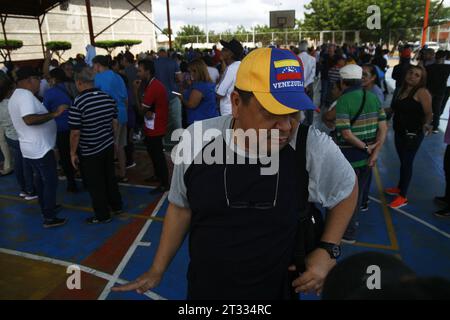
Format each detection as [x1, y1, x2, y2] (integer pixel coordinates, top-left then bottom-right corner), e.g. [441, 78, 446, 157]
[2, 0, 157, 62]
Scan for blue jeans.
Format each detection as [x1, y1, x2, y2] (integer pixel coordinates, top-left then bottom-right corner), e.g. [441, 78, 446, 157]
[344, 165, 371, 239]
[6, 137, 34, 194]
[394, 132, 424, 197]
[25, 150, 58, 220]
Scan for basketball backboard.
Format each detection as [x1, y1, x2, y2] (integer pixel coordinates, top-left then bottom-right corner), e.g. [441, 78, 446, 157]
[270, 10, 296, 29]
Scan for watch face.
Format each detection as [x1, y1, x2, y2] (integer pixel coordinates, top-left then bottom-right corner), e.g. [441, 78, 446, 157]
[332, 246, 341, 258]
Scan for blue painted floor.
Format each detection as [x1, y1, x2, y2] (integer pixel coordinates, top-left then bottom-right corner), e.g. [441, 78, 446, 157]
[1, 126, 449, 300]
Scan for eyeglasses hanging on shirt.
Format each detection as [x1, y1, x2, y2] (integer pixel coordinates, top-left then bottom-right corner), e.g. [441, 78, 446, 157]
[223, 165, 279, 210]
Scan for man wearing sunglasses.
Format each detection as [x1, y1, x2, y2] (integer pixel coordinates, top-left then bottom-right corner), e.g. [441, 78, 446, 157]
[114, 48, 358, 299]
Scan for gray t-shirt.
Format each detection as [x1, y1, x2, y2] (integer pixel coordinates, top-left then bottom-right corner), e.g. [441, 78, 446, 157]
[0, 99, 18, 140]
[169, 115, 355, 209]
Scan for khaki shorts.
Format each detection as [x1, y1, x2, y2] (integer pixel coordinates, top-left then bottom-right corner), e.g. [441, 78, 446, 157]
[115, 124, 127, 148]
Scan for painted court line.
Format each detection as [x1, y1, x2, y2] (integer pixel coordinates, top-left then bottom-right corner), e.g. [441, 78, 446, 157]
[97, 192, 168, 300]
[0, 194, 165, 222]
[137, 242, 152, 247]
[369, 196, 450, 240]
[373, 166, 400, 251]
[58, 176, 157, 190]
[0, 247, 166, 300]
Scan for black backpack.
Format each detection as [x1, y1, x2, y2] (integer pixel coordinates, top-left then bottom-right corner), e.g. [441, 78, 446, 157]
[289, 124, 325, 299]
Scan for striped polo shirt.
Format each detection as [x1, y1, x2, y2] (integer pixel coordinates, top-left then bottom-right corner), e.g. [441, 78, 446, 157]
[335, 88, 386, 168]
[68, 88, 117, 157]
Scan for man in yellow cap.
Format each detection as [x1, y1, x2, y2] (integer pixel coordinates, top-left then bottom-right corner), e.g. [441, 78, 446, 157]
[113, 48, 358, 299]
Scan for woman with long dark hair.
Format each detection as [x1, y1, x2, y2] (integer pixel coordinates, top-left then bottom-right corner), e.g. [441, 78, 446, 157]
[385, 65, 432, 208]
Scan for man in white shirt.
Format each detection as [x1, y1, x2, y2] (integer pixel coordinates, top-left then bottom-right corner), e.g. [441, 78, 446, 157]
[8, 67, 67, 228]
[298, 40, 317, 125]
[216, 39, 243, 116]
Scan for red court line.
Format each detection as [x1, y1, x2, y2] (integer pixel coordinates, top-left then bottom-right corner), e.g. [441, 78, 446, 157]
[44, 195, 162, 299]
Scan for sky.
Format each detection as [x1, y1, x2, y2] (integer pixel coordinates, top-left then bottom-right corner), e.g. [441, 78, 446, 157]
[152, 0, 311, 34]
[151, 0, 450, 35]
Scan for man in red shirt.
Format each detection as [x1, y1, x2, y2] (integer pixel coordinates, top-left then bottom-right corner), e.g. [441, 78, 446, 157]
[134, 59, 169, 193]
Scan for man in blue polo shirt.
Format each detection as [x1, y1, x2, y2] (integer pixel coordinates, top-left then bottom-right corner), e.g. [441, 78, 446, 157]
[43, 67, 78, 193]
[92, 55, 128, 181]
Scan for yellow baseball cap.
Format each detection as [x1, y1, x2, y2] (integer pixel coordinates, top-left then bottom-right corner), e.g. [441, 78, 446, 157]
[235, 48, 315, 115]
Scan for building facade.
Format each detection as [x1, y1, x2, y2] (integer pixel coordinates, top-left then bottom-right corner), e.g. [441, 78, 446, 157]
[3, 0, 157, 61]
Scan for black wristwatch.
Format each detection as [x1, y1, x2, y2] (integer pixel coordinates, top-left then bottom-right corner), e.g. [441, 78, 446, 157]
[318, 241, 341, 259]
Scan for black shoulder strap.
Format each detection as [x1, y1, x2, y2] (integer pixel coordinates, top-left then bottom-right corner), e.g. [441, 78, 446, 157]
[296, 123, 310, 215]
[350, 89, 366, 126]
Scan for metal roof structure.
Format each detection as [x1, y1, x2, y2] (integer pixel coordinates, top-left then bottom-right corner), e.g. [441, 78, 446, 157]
[0, 0, 170, 61]
[0, 0, 62, 17]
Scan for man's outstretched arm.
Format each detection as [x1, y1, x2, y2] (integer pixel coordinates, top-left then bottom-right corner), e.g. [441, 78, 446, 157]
[112, 202, 191, 294]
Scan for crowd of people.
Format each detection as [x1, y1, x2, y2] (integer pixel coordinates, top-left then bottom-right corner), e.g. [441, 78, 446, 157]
[0, 37, 449, 298]
[0, 39, 449, 224]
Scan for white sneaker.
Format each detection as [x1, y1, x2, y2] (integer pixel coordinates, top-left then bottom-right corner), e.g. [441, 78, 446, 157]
[25, 194, 38, 201]
[341, 238, 356, 244]
[19, 192, 28, 198]
[126, 162, 136, 169]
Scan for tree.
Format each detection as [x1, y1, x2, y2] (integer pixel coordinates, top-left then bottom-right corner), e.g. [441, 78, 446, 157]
[45, 41, 71, 61]
[252, 24, 283, 46]
[94, 40, 141, 54]
[301, 0, 450, 44]
[0, 39, 23, 62]
[176, 25, 205, 46]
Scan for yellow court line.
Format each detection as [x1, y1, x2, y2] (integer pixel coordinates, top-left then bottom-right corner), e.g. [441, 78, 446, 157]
[351, 242, 398, 251]
[373, 165, 400, 251]
[0, 194, 165, 223]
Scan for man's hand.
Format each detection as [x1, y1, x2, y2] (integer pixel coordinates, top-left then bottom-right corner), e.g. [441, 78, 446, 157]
[290, 248, 336, 295]
[53, 105, 68, 118]
[366, 141, 379, 155]
[145, 111, 154, 120]
[368, 150, 379, 167]
[423, 123, 433, 136]
[112, 268, 163, 294]
[71, 153, 79, 170]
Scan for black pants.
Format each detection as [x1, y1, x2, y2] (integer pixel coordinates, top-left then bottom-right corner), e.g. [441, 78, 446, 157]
[125, 125, 135, 166]
[394, 132, 424, 197]
[442, 88, 450, 116]
[56, 131, 76, 188]
[144, 135, 169, 188]
[444, 145, 450, 203]
[80, 146, 122, 220]
[431, 95, 445, 130]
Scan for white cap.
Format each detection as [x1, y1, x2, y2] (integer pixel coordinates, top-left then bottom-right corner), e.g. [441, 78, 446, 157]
[339, 64, 362, 80]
